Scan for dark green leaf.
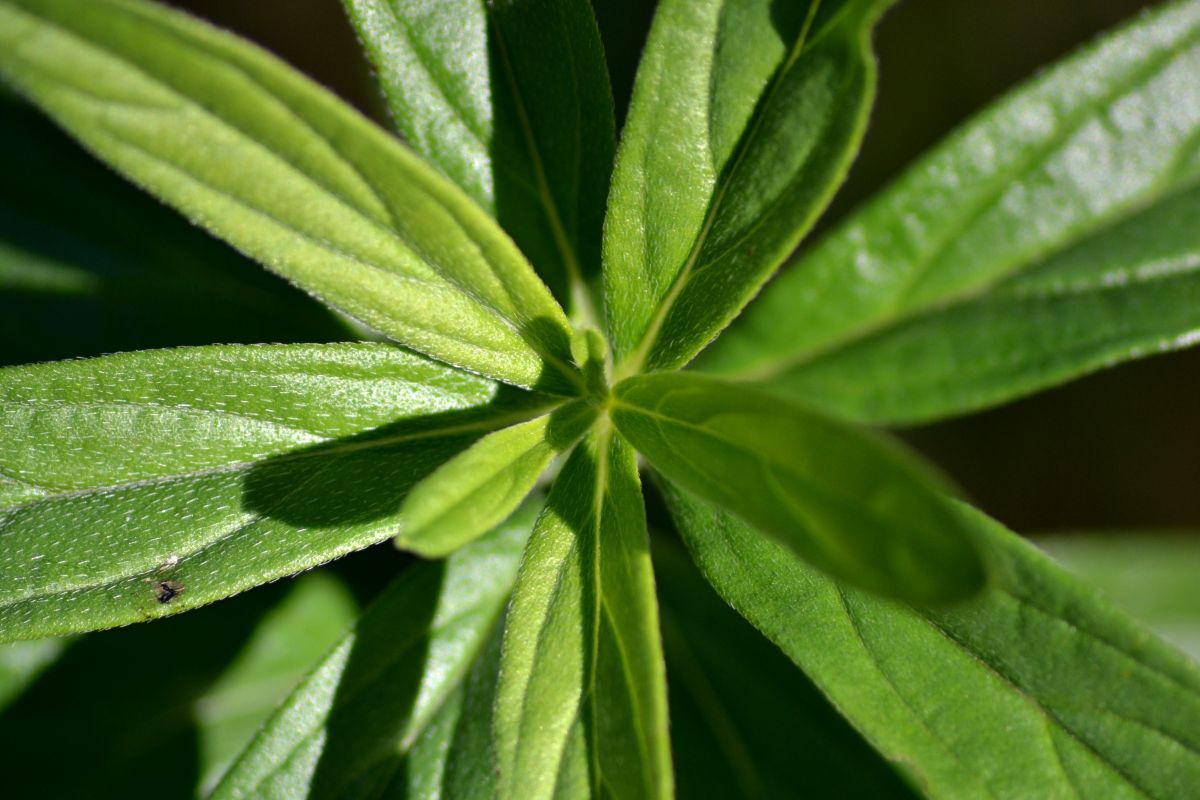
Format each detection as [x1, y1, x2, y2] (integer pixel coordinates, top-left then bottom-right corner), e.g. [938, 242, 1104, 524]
[613, 373, 983, 603]
[0, 0, 581, 392]
[212, 505, 534, 799]
[653, 535, 918, 800]
[704, 0, 1200, 424]
[0, 343, 555, 641]
[667, 485, 1200, 799]
[343, 0, 614, 320]
[604, 0, 891, 377]
[495, 431, 672, 799]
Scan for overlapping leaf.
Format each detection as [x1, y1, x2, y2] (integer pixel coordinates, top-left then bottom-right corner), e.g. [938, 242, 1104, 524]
[0, 0, 581, 392]
[343, 0, 614, 318]
[666, 485, 1200, 799]
[0, 343, 556, 640]
[495, 431, 672, 800]
[212, 506, 534, 799]
[704, 0, 1200, 424]
[604, 0, 891, 376]
[612, 373, 982, 603]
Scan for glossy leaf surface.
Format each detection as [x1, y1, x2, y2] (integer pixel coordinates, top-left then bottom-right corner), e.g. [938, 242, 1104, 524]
[613, 373, 983, 603]
[667, 485, 1200, 799]
[495, 432, 672, 799]
[0, 343, 554, 641]
[705, 0, 1200, 424]
[395, 400, 596, 558]
[212, 507, 533, 799]
[0, 94, 347, 366]
[343, 0, 614, 317]
[654, 537, 918, 800]
[0, 0, 580, 392]
[604, 0, 890, 376]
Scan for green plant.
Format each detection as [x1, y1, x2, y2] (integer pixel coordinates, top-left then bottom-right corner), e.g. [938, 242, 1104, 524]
[0, 0, 1198, 796]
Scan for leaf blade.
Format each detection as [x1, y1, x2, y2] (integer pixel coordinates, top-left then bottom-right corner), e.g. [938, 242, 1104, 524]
[666, 485, 1200, 799]
[0, 0, 579, 391]
[612, 373, 983, 604]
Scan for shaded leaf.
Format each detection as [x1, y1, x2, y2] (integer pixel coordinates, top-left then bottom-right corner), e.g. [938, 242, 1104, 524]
[666, 484, 1200, 799]
[0, 636, 66, 711]
[604, 0, 891, 376]
[612, 373, 983, 604]
[395, 399, 597, 557]
[343, 0, 614, 318]
[0, 0, 580, 392]
[495, 431, 672, 799]
[0, 343, 556, 641]
[653, 535, 918, 800]
[211, 504, 534, 799]
[704, 0, 1200, 424]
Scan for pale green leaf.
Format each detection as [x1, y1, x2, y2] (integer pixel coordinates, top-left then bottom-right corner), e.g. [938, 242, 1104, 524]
[0, 636, 66, 711]
[704, 0, 1200, 424]
[343, 0, 614, 320]
[212, 506, 534, 799]
[395, 400, 597, 557]
[495, 431, 672, 800]
[1040, 533, 1200, 663]
[0, 0, 581, 392]
[666, 485, 1200, 799]
[604, 0, 891, 377]
[612, 373, 983, 604]
[0, 343, 556, 641]
[0, 94, 347, 366]
[653, 537, 918, 799]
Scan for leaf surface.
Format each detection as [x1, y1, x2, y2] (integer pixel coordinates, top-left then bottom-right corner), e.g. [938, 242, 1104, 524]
[0, 94, 347, 366]
[0, 343, 555, 641]
[395, 400, 597, 557]
[612, 373, 982, 603]
[704, 0, 1200, 424]
[0, 0, 580, 392]
[494, 431, 672, 799]
[604, 0, 890, 376]
[343, 0, 614, 318]
[666, 485, 1200, 799]
[211, 507, 533, 799]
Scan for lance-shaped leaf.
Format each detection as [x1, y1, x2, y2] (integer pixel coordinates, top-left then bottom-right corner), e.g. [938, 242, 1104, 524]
[612, 373, 983, 604]
[212, 505, 533, 799]
[604, 0, 891, 376]
[0, 93, 347, 367]
[703, 0, 1200, 424]
[666, 485, 1200, 799]
[0, 0, 581, 393]
[342, 0, 614, 318]
[653, 537, 919, 799]
[1040, 533, 1200, 663]
[0, 343, 558, 641]
[395, 400, 597, 558]
[494, 431, 672, 800]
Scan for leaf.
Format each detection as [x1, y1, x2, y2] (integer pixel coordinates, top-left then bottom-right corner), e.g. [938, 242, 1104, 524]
[612, 373, 983, 604]
[0, 342, 557, 641]
[0, 0, 581, 393]
[0, 637, 66, 712]
[703, 0, 1200, 424]
[0, 93, 347, 367]
[653, 536, 919, 800]
[211, 505, 534, 799]
[395, 399, 597, 557]
[342, 0, 615, 319]
[603, 0, 891, 377]
[494, 431, 672, 800]
[666, 485, 1200, 799]
[197, 573, 358, 795]
[1040, 533, 1200, 663]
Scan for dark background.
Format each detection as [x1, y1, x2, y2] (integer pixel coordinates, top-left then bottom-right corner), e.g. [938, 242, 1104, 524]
[159, 0, 1199, 535]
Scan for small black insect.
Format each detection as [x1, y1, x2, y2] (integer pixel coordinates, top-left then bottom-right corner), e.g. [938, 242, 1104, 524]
[155, 579, 184, 604]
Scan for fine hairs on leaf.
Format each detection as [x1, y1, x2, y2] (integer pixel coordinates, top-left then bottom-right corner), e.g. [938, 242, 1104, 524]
[0, 0, 1198, 797]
